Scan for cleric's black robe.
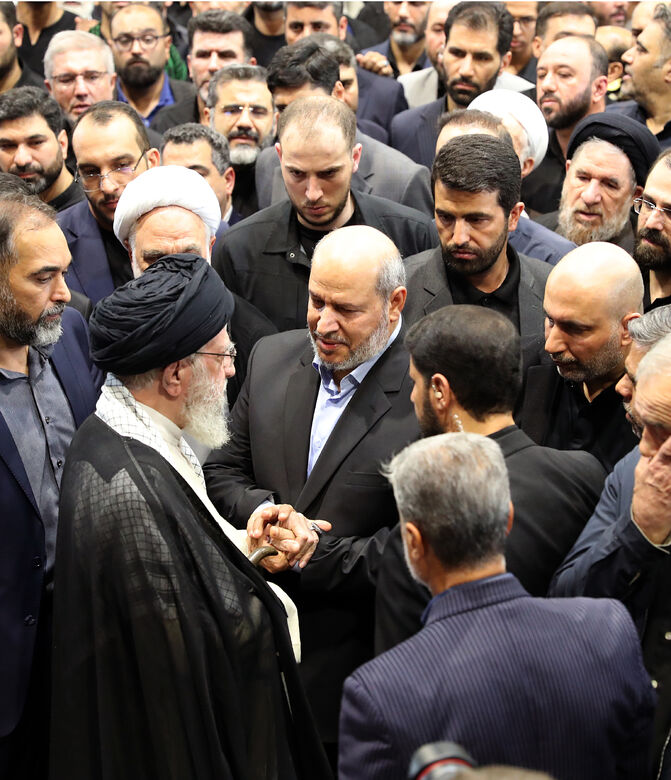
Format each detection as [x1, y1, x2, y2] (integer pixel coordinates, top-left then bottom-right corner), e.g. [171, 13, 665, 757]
[50, 414, 331, 780]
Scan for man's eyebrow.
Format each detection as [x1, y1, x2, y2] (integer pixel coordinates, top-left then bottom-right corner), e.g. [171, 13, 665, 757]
[31, 265, 62, 275]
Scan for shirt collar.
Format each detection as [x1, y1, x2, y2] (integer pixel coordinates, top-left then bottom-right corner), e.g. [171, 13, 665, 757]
[0, 342, 55, 381]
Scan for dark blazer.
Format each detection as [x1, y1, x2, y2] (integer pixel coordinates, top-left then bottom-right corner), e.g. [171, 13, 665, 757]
[58, 200, 115, 305]
[0, 308, 102, 738]
[356, 65, 409, 136]
[390, 96, 443, 169]
[212, 193, 439, 332]
[204, 329, 420, 741]
[375, 425, 606, 653]
[341, 574, 655, 780]
[150, 93, 199, 134]
[509, 214, 576, 266]
[403, 245, 550, 370]
[254, 128, 434, 216]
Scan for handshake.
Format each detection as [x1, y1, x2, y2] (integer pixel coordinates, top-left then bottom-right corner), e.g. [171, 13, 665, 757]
[246, 504, 332, 573]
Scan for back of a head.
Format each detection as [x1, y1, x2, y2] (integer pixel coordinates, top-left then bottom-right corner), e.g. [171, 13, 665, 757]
[267, 38, 340, 94]
[161, 122, 231, 174]
[445, 2, 514, 57]
[406, 306, 522, 420]
[207, 63, 268, 108]
[432, 134, 521, 215]
[438, 108, 513, 147]
[653, 3, 671, 47]
[44, 30, 115, 81]
[73, 100, 150, 151]
[187, 8, 255, 56]
[309, 32, 356, 68]
[384, 432, 510, 571]
[629, 305, 671, 349]
[535, 2, 596, 41]
[636, 331, 671, 384]
[277, 94, 355, 147]
[0, 86, 65, 137]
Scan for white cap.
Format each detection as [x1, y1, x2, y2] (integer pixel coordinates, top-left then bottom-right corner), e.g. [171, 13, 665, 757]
[113, 165, 221, 243]
[470, 89, 549, 170]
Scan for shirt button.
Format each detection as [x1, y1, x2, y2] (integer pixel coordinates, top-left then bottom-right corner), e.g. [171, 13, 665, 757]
[45, 416, 50, 424]
[24, 615, 36, 626]
[665, 632, 671, 641]
[652, 679, 659, 689]
[289, 252, 295, 258]
[32, 556, 41, 569]
[56, 459, 63, 468]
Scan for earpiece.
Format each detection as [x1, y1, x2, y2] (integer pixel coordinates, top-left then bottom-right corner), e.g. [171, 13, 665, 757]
[431, 383, 443, 399]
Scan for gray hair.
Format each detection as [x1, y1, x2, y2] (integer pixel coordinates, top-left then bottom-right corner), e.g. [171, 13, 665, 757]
[571, 137, 637, 193]
[207, 63, 268, 109]
[384, 433, 510, 570]
[376, 249, 406, 300]
[628, 305, 671, 348]
[44, 30, 115, 81]
[637, 331, 671, 384]
[161, 123, 231, 174]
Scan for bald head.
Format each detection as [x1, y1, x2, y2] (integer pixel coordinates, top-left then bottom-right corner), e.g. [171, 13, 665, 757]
[308, 226, 406, 381]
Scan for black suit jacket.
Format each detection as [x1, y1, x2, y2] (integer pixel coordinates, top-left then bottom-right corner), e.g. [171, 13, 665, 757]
[374, 425, 607, 654]
[390, 97, 443, 169]
[356, 66, 408, 136]
[212, 193, 438, 332]
[150, 93, 199, 133]
[204, 329, 419, 740]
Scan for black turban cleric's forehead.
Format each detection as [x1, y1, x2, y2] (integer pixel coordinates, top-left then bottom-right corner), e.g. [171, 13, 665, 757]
[90, 254, 235, 375]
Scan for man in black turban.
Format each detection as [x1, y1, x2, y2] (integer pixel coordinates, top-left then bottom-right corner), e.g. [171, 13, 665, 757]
[536, 111, 661, 251]
[50, 255, 332, 780]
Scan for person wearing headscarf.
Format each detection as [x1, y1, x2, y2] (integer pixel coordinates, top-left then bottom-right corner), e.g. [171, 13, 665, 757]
[50, 255, 332, 780]
[535, 111, 661, 251]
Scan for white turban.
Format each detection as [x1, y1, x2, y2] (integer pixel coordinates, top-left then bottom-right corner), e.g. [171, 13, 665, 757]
[470, 89, 549, 170]
[113, 165, 222, 243]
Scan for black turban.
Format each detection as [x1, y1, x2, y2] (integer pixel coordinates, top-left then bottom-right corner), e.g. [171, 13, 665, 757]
[90, 254, 235, 375]
[567, 112, 661, 186]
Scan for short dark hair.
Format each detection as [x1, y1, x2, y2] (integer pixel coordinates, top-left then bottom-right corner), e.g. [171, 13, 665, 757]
[535, 2, 596, 41]
[405, 305, 522, 420]
[277, 94, 355, 147]
[267, 38, 339, 94]
[73, 100, 149, 152]
[187, 9, 254, 55]
[161, 123, 231, 174]
[444, 2, 513, 58]
[437, 109, 514, 149]
[653, 2, 671, 47]
[0, 86, 65, 137]
[287, 1, 344, 19]
[0, 194, 56, 275]
[207, 63, 268, 108]
[309, 32, 356, 68]
[432, 134, 521, 216]
[0, 2, 16, 28]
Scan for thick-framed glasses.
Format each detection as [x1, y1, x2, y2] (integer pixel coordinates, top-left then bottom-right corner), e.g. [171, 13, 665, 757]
[75, 151, 147, 192]
[633, 198, 671, 221]
[220, 103, 270, 118]
[51, 70, 107, 87]
[194, 348, 237, 368]
[111, 32, 169, 52]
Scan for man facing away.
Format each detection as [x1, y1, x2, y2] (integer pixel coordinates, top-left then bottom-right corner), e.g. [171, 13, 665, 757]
[339, 433, 655, 780]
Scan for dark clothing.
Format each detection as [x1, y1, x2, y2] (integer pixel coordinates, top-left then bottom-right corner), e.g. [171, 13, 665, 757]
[116, 77, 196, 127]
[535, 210, 636, 254]
[521, 129, 565, 215]
[150, 93, 200, 134]
[390, 96, 444, 169]
[361, 39, 430, 80]
[375, 425, 606, 653]
[643, 271, 671, 312]
[608, 100, 671, 150]
[47, 179, 84, 213]
[550, 447, 671, 776]
[14, 60, 45, 90]
[18, 11, 77, 77]
[518, 56, 538, 84]
[99, 225, 133, 289]
[243, 5, 285, 67]
[212, 193, 439, 332]
[232, 162, 259, 219]
[51, 413, 332, 780]
[342, 573, 655, 780]
[204, 329, 420, 741]
[520, 363, 638, 472]
[356, 67, 409, 138]
[509, 214, 575, 265]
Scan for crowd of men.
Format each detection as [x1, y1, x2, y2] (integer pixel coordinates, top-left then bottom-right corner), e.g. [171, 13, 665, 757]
[3, 1, 671, 779]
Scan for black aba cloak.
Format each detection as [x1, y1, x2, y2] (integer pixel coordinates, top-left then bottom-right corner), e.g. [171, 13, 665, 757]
[50, 414, 331, 780]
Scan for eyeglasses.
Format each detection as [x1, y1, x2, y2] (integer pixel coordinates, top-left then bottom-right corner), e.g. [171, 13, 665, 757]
[220, 103, 270, 118]
[75, 151, 147, 192]
[51, 70, 107, 87]
[194, 348, 237, 368]
[111, 32, 169, 52]
[633, 198, 671, 221]
[511, 15, 537, 27]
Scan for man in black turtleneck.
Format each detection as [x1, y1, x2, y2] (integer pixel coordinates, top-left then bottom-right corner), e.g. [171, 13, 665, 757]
[206, 62, 275, 219]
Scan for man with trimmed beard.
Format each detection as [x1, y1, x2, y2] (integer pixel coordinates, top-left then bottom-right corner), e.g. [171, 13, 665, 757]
[537, 112, 659, 251]
[0, 2, 44, 94]
[403, 134, 550, 373]
[0, 191, 101, 778]
[109, 3, 196, 127]
[359, 0, 430, 78]
[632, 149, 671, 311]
[523, 35, 608, 214]
[520, 242, 643, 471]
[50, 254, 332, 780]
[204, 224, 420, 760]
[0, 87, 83, 212]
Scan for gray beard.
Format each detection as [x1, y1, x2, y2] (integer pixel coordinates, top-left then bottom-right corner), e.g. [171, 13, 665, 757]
[230, 145, 260, 166]
[182, 358, 230, 449]
[550, 326, 623, 384]
[556, 182, 633, 246]
[309, 309, 390, 375]
[0, 284, 65, 346]
[391, 29, 423, 47]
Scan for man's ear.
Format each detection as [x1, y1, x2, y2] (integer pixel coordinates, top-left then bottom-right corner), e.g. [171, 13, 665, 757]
[506, 501, 514, 535]
[224, 165, 235, 196]
[338, 15, 348, 41]
[389, 286, 407, 318]
[161, 359, 189, 398]
[145, 148, 161, 168]
[57, 128, 69, 158]
[275, 140, 282, 162]
[621, 312, 641, 346]
[12, 23, 23, 48]
[592, 74, 608, 103]
[332, 80, 345, 101]
[351, 142, 362, 174]
[499, 50, 512, 73]
[507, 201, 524, 233]
[531, 35, 542, 59]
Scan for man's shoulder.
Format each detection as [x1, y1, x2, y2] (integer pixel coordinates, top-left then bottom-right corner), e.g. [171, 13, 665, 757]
[57, 198, 91, 230]
[150, 94, 198, 132]
[356, 191, 434, 226]
[357, 130, 428, 173]
[391, 97, 443, 129]
[405, 247, 442, 275]
[519, 250, 552, 286]
[168, 77, 197, 102]
[219, 200, 292, 242]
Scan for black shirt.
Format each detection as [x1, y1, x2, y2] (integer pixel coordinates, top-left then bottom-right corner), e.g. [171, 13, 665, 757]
[242, 6, 285, 68]
[446, 244, 522, 331]
[643, 271, 671, 312]
[521, 130, 566, 215]
[48, 179, 84, 213]
[296, 199, 362, 261]
[15, 59, 45, 89]
[232, 162, 259, 219]
[18, 11, 77, 77]
[607, 100, 671, 150]
[99, 226, 133, 289]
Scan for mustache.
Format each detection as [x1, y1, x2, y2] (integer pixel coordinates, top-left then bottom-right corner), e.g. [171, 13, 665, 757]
[448, 76, 478, 89]
[638, 227, 671, 250]
[10, 164, 43, 175]
[312, 329, 349, 346]
[550, 353, 578, 366]
[40, 302, 66, 320]
[228, 128, 260, 142]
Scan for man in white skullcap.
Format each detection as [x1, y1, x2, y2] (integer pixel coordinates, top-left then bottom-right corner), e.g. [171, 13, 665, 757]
[112, 163, 277, 406]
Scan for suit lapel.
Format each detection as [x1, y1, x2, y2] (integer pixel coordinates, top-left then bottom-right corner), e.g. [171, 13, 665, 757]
[68, 205, 117, 305]
[51, 340, 90, 426]
[0, 412, 38, 514]
[518, 257, 544, 340]
[283, 345, 320, 494]
[353, 129, 374, 194]
[423, 249, 454, 314]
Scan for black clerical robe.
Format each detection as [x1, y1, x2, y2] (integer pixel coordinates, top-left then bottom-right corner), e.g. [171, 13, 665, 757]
[51, 414, 331, 780]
